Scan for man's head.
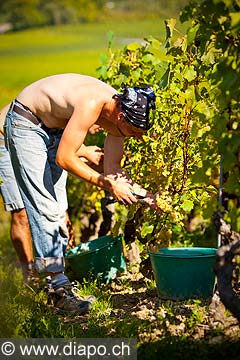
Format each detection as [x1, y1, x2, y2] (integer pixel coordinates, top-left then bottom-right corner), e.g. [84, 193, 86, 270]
[113, 83, 156, 131]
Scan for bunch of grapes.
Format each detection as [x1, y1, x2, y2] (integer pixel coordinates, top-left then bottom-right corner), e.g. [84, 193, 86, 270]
[156, 191, 173, 214]
[156, 191, 179, 222]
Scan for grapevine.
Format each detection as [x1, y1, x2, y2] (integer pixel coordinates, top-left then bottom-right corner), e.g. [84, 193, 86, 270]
[68, 0, 239, 251]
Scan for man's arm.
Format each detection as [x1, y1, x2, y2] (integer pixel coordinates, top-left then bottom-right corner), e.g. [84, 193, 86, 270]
[56, 106, 137, 204]
[104, 134, 125, 178]
[104, 133, 161, 211]
[104, 134, 148, 196]
[77, 144, 104, 165]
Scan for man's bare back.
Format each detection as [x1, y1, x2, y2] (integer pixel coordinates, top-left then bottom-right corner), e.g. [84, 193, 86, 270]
[17, 73, 116, 130]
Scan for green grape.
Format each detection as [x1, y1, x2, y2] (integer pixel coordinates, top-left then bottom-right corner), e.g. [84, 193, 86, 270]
[156, 194, 173, 214]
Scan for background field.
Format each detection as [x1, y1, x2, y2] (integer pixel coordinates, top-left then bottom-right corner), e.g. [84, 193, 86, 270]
[0, 19, 176, 107]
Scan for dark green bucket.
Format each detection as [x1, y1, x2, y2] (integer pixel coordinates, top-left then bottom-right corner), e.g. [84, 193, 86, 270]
[149, 247, 217, 300]
[65, 235, 126, 284]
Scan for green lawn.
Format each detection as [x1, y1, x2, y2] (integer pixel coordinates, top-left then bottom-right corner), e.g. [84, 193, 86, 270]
[0, 19, 173, 107]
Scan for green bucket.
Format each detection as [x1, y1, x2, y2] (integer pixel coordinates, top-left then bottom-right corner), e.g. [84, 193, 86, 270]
[149, 247, 217, 300]
[65, 235, 126, 284]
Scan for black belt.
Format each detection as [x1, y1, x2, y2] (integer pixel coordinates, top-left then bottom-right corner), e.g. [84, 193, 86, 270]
[10, 102, 64, 135]
[11, 102, 42, 125]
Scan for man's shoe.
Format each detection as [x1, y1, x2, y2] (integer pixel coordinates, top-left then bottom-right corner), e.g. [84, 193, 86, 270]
[48, 284, 96, 314]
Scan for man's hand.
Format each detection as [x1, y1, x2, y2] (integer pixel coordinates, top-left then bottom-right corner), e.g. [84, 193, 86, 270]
[85, 146, 104, 165]
[88, 124, 104, 134]
[112, 180, 138, 205]
[77, 145, 104, 165]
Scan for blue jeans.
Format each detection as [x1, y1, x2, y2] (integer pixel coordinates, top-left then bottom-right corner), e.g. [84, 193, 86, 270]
[0, 135, 24, 211]
[4, 106, 68, 274]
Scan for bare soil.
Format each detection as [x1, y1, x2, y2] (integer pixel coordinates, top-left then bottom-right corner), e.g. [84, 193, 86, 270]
[107, 269, 240, 344]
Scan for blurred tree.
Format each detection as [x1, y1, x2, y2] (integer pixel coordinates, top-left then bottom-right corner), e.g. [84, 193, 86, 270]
[0, 0, 105, 30]
[105, 0, 189, 18]
[0, 0, 45, 31]
[39, 0, 104, 25]
[0, 0, 188, 31]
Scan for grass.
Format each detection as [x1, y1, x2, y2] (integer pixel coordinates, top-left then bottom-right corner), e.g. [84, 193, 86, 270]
[0, 18, 188, 107]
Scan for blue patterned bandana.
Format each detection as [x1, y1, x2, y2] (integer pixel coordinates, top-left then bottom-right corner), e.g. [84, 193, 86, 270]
[114, 83, 156, 130]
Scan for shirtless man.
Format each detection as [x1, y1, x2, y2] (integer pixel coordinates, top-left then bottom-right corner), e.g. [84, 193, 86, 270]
[4, 73, 158, 313]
